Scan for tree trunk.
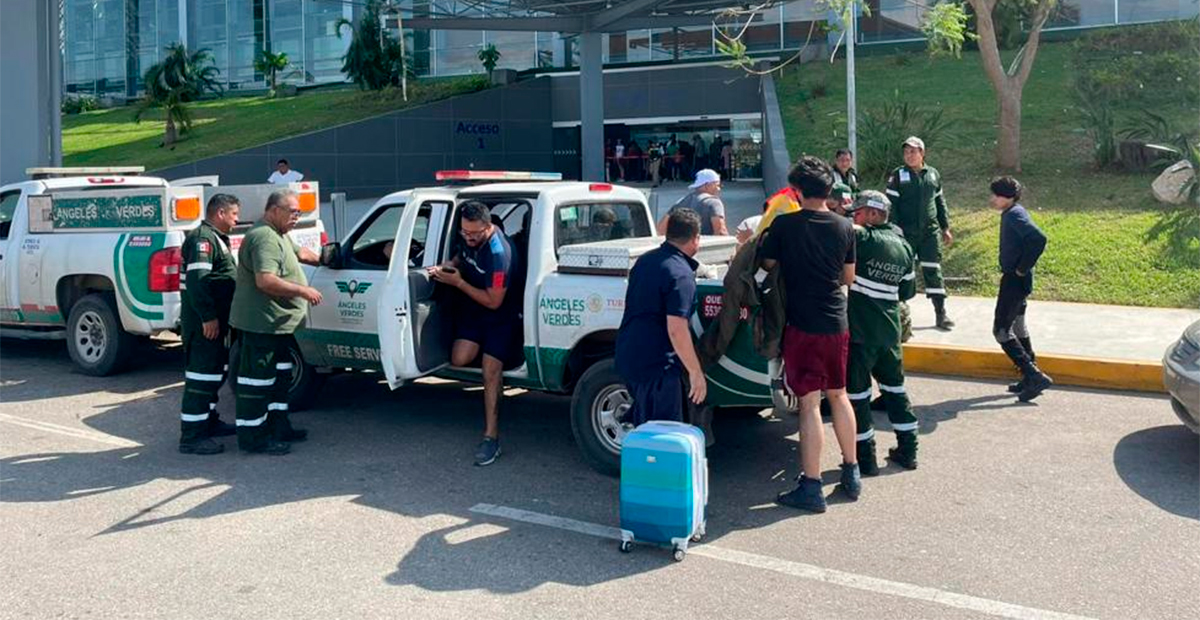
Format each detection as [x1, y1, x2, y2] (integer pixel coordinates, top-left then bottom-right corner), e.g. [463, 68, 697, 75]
[164, 114, 177, 147]
[997, 90, 1022, 172]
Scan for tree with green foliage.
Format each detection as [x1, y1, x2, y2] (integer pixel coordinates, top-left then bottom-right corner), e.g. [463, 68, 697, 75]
[478, 44, 501, 78]
[254, 49, 294, 95]
[133, 43, 223, 148]
[336, 0, 408, 95]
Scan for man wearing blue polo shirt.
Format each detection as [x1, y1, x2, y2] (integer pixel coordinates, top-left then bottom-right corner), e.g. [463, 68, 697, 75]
[616, 209, 707, 425]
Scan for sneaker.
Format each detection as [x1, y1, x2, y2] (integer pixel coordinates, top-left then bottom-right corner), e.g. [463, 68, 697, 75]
[776, 477, 826, 513]
[1018, 371, 1053, 403]
[279, 428, 309, 443]
[242, 440, 291, 456]
[206, 418, 237, 438]
[839, 462, 862, 500]
[887, 446, 918, 470]
[179, 438, 225, 455]
[474, 437, 501, 466]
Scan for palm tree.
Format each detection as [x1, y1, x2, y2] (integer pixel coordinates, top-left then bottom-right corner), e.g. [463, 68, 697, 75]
[254, 49, 293, 95]
[134, 43, 223, 147]
[478, 44, 501, 79]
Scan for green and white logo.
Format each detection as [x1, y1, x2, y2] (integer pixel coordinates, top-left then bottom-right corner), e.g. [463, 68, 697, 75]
[335, 280, 373, 298]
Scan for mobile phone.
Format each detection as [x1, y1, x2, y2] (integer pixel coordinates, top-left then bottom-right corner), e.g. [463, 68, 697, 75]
[440, 266, 457, 275]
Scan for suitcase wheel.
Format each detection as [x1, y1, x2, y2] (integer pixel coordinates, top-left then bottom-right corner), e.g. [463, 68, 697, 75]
[691, 533, 703, 543]
[672, 547, 686, 562]
[619, 540, 633, 553]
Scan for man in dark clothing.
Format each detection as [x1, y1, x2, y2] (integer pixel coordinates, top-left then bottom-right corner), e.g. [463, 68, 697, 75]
[616, 209, 707, 425]
[178, 194, 240, 455]
[761, 156, 861, 512]
[430, 201, 521, 466]
[886, 136, 956, 330]
[990, 176, 1052, 402]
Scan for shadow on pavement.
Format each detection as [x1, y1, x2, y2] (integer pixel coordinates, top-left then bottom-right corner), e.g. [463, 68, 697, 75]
[0, 337, 185, 402]
[1112, 424, 1199, 521]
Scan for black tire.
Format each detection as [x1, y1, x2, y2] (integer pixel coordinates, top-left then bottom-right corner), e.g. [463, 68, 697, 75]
[228, 336, 325, 411]
[66, 293, 137, 376]
[569, 358, 630, 477]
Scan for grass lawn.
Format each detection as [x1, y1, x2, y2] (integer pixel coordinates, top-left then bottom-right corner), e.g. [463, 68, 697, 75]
[62, 76, 488, 172]
[776, 40, 1199, 309]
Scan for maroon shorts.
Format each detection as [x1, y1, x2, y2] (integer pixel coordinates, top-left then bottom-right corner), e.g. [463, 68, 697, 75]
[782, 326, 850, 396]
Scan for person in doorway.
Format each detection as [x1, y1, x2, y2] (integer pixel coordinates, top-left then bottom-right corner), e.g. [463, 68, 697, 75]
[657, 169, 728, 236]
[721, 139, 734, 181]
[177, 194, 241, 455]
[709, 135, 725, 178]
[648, 141, 663, 187]
[627, 140, 644, 182]
[666, 136, 680, 181]
[428, 201, 521, 466]
[760, 156, 861, 512]
[614, 139, 626, 182]
[267, 159, 304, 185]
[616, 208, 707, 425]
[990, 176, 1052, 402]
[843, 190, 921, 474]
[886, 136, 955, 330]
[832, 149, 861, 194]
[230, 189, 323, 455]
[692, 134, 708, 173]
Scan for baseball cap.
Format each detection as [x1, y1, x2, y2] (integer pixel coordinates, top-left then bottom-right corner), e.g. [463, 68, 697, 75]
[848, 189, 891, 214]
[902, 136, 925, 150]
[830, 182, 852, 202]
[690, 168, 721, 189]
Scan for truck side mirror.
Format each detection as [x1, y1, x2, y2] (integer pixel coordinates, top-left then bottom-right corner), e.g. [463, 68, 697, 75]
[320, 242, 342, 268]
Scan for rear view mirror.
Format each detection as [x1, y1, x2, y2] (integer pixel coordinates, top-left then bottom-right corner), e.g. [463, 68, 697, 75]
[320, 242, 342, 268]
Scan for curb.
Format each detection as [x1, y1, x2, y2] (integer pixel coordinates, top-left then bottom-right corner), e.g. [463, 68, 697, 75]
[902, 343, 1165, 394]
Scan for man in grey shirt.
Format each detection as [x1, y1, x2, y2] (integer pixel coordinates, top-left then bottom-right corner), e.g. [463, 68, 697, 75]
[658, 168, 729, 236]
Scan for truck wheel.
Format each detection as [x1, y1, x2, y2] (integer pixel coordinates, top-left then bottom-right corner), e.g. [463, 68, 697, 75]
[66, 293, 136, 376]
[570, 358, 631, 477]
[228, 337, 325, 412]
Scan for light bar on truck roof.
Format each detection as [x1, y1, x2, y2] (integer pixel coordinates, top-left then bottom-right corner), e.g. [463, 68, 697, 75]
[435, 170, 563, 183]
[27, 166, 145, 179]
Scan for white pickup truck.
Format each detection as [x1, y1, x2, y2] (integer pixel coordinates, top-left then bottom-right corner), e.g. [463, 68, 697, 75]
[0, 167, 324, 375]
[287, 171, 776, 474]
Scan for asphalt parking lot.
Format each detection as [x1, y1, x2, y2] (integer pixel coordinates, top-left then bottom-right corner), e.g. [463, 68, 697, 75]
[2, 338, 1197, 620]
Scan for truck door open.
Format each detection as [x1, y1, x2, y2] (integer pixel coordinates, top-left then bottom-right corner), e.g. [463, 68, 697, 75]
[378, 194, 452, 389]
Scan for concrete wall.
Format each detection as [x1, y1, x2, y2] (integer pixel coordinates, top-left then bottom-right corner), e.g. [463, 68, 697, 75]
[759, 69, 793, 195]
[155, 78, 554, 200]
[549, 64, 762, 124]
[0, 0, 60, 185]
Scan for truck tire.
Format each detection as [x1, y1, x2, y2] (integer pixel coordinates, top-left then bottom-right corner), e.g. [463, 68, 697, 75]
[570, 358, 631, 477]
[228, 336, 325, 412]
[66, 293, 136, 376]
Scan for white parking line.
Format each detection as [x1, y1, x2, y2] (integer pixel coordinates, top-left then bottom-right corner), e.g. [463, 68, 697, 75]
[0, 413, 141, 448]
[469, 503, 1097, 620]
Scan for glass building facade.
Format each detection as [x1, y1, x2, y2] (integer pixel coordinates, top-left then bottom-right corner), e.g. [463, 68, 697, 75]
[63, 0, 1199, 95]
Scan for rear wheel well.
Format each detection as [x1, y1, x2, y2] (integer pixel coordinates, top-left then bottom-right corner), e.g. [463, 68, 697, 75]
[563, 330, 617, 392]
[57, 275, 116, 317]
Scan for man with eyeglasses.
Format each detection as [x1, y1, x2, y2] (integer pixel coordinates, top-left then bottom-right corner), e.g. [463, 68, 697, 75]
[229, 189, 323, 456]
[429, 201, 521, 466]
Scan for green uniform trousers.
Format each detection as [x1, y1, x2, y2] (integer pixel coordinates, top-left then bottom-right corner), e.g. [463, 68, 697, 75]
[906, 230, 947, 299]
[179, 319, 230, 444]
[235, 332, 298, 450]
[847, 341, 918, 451]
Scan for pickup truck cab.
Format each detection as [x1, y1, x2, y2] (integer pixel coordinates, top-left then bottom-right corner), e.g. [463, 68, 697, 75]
[0, 167, 323, 375]
[294, 171, 776, 474]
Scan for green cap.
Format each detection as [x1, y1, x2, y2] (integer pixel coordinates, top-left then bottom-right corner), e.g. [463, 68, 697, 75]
[848, 189, 891, 214]
[830, 183, 852, 201]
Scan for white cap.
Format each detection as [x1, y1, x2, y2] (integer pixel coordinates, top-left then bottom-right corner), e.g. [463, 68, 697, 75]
[902, 136, 925, 150]
[689, 168, 721, 189]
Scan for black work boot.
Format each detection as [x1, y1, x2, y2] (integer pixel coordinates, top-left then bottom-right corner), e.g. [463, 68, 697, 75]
[1006, 337, 1037, 393]
[1002, 339, 1053, 402]
[179, 437, 225, 455]
[242, 439, 291, 456]
[932, 296, 955, 330]
[206, 417, 237, 438]
[888, 431, 919, 470]
[870, 395, 886, 412]
[857, 439, 880, 477]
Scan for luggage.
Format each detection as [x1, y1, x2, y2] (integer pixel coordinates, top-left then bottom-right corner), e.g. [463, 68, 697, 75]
[618, 420, 708, 561]
[558, 236, 737, 276]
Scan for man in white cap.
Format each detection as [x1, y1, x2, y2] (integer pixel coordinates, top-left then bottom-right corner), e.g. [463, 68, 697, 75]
[886, 136, 955, 330]
[658, 168, 729, 236]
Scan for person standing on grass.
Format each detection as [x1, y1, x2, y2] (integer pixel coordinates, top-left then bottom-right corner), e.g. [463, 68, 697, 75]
[760, 156, 861, 513]
[886, 136, 955, 330]
[989, 176, 1052, 402]
[616, 208, 707, 426]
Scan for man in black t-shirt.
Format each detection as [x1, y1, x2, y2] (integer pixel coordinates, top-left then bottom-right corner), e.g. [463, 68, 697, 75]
[761, 156, 861, 513]
[429, 201, 521, 467]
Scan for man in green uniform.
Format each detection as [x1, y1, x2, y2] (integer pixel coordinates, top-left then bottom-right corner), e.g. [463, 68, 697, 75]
[845, 191, 920, 474]
[178, 194, 241, 455]
[230, 189, 323, 455]
[886, 136, 955, 330]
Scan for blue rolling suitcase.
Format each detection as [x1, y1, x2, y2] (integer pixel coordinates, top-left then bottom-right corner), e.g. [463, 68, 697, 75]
[618, 420, 708, 561]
